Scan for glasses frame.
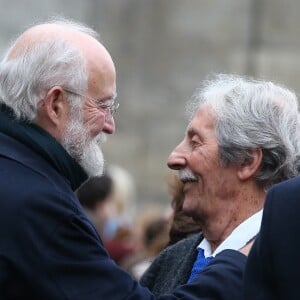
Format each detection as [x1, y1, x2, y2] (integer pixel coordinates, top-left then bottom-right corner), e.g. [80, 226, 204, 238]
[63, 88, 119, 120]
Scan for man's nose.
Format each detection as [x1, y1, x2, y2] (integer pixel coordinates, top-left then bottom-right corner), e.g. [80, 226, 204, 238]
[167, 141, 187, 170]
[103, 116, 115, 134]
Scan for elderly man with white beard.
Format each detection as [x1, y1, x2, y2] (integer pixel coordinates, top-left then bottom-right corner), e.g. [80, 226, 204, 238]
[0, 19, 250, 300]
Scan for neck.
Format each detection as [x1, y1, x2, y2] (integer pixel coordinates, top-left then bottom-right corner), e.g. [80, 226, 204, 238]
[201, 188, 265, 253]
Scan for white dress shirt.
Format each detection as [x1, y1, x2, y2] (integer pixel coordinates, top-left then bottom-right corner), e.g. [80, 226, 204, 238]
[199, 209, 263, 258]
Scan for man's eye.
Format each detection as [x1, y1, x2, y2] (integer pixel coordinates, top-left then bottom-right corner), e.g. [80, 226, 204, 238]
[190, 135, 203, 147]
[98, 104, 109, 109]
[191, 140, 200, 148]
[98, 101, 113, 108]
[95, 101, 110, 109]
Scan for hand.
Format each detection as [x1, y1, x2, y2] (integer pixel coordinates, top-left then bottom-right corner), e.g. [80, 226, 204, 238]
[240, 240, 255, 256]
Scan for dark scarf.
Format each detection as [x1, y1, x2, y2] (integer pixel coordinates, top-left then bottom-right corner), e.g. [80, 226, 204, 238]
[0, 104, 88, 190]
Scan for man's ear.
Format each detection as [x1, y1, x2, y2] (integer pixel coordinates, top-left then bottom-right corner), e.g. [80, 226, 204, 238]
[42, 86, 68, 126]
[237, 148, 262, 181]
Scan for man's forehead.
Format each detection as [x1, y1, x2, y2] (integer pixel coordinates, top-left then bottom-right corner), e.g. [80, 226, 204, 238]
[8, 23, 105, 61]
[185, 105, 216, 135]
[8, 24, 69, 59]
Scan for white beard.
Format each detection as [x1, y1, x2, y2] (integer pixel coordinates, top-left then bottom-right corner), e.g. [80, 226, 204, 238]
[61, 113, 106, 177]
[79, 133, 106, 177]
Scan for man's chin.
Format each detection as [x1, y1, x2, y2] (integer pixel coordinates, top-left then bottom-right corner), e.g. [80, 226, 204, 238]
[61, 121, 106, 177]
[80, 159, 105, 177]
[96, 132, 107, 144]
[79, 141, 105, 177]
[182, 202, 202, 221]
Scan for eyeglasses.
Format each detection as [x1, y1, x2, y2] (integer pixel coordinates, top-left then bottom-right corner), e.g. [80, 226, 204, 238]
[63, 88, 119, 121]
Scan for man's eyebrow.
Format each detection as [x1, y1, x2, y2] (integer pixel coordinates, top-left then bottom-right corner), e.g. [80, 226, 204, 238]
[185, 127, 198, 137]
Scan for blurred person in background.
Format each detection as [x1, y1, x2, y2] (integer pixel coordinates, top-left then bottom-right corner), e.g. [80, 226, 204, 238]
[140, 74, 300, 297]
[104, 165, 137, 238]
[76, 174, 113, 237]
[167, 171, 201, 245]
[77, 170, 156, 273]
[103, 164, 137, 265]
[122, 208, 171, 280]
[77, 171, 136, 267]
[0, 18, 247, 300]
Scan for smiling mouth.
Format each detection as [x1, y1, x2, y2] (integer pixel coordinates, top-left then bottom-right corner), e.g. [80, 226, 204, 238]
[181, 178, 198, 184]
[182, 181, 197, 193]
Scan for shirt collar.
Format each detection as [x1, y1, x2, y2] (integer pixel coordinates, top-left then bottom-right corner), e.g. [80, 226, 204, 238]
[198, 209, 263, 258]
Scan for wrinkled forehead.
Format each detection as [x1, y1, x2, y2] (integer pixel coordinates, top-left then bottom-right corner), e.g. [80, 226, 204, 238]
[186, 104, 217, 134]
[189, 102, 216, 122]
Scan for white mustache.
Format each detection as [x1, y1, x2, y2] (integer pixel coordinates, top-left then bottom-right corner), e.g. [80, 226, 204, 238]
[178, 169, 198, 182]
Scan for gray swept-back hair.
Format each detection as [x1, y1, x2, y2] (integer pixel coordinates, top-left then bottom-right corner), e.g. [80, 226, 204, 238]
[0, 17, 99, 121]
[188, 74, 300, 189]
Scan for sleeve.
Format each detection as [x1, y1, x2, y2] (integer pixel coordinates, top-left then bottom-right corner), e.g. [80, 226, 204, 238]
[19, 188, 246, 300]
[13, 187, 154, 300]
[244, 180, 300, 300]
[43, 212, 153, 299]
[37, 211, 246, 300]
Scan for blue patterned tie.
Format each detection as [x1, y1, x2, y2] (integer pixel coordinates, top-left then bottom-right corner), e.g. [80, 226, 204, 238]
[187, 248, 213, 283]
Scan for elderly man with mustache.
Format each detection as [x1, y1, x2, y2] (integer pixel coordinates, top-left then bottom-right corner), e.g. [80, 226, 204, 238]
[141, 74, 300, 297]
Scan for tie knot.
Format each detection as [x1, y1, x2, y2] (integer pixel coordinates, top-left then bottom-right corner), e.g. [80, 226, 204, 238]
[197, 248, 213, 263]
[187, 248, 213, 283]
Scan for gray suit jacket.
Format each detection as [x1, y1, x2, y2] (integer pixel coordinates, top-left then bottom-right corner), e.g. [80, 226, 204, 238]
[140, 233, 203, 296]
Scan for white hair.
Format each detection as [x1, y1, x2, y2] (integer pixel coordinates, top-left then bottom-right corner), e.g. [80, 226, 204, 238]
[188, 74, 300, 189]
[0, 17, 99, 121]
